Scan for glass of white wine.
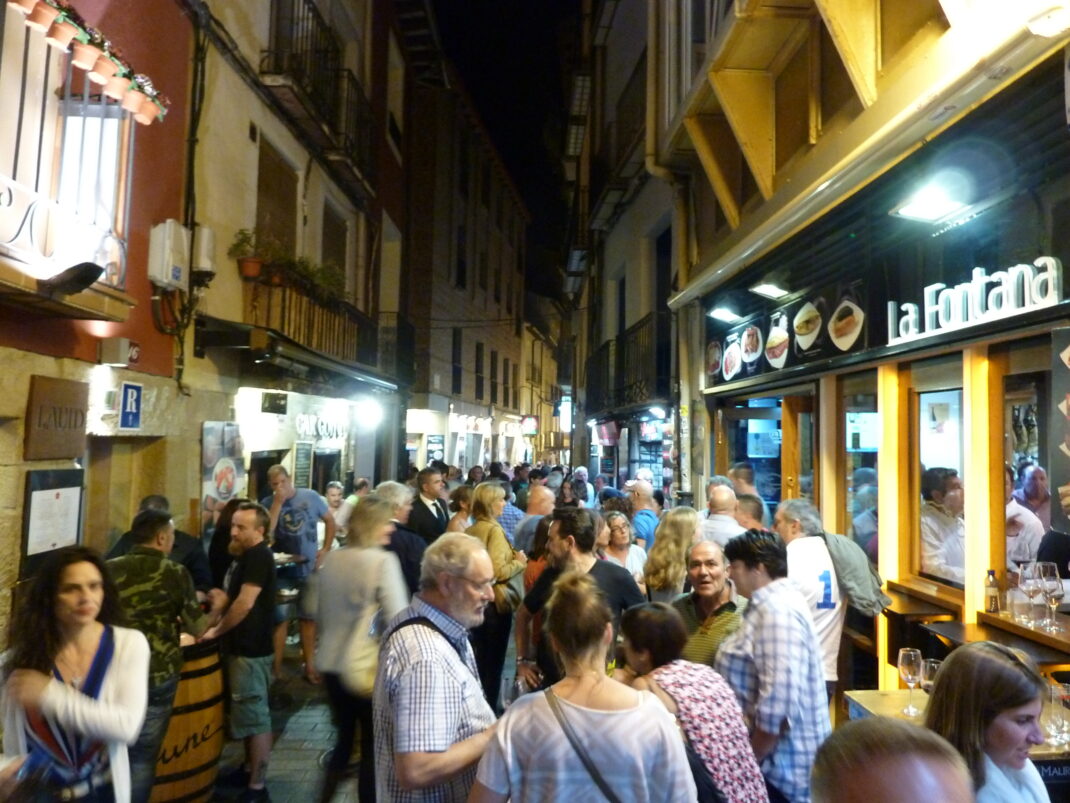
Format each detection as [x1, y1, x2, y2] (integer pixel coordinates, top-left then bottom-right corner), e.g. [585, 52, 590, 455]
[920, 658, 942, 695]
[898, 648, 923, 717]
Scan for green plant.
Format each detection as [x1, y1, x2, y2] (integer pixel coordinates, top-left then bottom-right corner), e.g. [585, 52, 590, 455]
[227, 228, 256, 260]
[316, 261, 346, 297]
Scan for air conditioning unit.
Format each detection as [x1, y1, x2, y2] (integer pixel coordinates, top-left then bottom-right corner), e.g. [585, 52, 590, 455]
[148, 219, 189, 290]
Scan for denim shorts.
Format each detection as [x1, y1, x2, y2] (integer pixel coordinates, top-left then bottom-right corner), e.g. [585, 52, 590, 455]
[227, 654, 273, 738]
[274, 574, 314, 624]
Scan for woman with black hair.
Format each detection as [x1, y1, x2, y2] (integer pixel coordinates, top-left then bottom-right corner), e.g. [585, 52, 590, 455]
[2, 545, 149, 802]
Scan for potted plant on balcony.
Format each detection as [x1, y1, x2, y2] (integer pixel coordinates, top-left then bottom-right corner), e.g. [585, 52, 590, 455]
[44, 3, 84, 51]
[228, 228, 264, 280]
[71, 27, 105, 72]
[25, 0, 65, 33]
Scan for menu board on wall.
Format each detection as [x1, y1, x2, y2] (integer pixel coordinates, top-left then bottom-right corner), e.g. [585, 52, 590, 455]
[1049, 328, 1070, 533]
[293, 441, 314, 489]
[706, 280, 868, 388]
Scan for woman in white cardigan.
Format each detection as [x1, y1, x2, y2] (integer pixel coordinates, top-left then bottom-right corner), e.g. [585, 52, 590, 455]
[313, 495, 408, 803]
[925, 641, 1050, 803]
[2, 546, 149, 802]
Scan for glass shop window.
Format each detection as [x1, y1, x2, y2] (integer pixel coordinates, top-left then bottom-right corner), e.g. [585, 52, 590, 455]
[994, 337, 1050, 572]
[911, 354, 965, 588]
[842, 371, 879, 563]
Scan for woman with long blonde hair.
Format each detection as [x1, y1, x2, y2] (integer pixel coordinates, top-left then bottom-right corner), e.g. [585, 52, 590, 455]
[466, 482, 526, 708]
[643, 507, 699, 602]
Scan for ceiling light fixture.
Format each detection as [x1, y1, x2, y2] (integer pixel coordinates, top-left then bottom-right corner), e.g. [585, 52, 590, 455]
[750, 282, 789, 299]
[891, 183, 967, 222]
[708, 307, 741, 323]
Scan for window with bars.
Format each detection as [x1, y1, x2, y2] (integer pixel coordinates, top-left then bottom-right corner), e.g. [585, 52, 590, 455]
[0, 28, 136, 290]
[512, 362, 519, 409]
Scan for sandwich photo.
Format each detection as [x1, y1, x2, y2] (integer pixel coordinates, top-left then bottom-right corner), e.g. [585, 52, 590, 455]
[765, 327, 789, 368]
[793, 303, 821, 336]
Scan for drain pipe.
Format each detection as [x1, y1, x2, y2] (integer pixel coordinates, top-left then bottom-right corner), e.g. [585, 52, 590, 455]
[646, 0, 695, 500]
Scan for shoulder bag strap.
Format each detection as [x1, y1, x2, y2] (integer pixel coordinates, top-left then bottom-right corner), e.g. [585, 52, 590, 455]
[544, 688, 624, 803]
[385, 616, 465, 663]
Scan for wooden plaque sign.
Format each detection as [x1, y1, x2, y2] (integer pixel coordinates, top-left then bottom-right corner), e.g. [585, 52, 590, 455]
[24, 375, 89, 460]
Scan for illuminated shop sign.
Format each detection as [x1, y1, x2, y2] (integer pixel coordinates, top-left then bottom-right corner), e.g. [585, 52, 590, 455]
[520, 415, 539, 436]
[887, 257, 1062, 346]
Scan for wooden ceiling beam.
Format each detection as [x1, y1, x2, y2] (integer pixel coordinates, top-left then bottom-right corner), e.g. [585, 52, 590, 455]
[684, 114, 743, 229]
[813, 0, 879, 108]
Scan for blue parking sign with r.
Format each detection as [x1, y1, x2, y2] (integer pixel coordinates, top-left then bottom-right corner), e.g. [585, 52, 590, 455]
[119, 382, 142, 430]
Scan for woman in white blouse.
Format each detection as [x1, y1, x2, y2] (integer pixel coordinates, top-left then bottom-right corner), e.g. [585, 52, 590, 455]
[925, 641, 1049, 803]
[2, 546, 149, 803]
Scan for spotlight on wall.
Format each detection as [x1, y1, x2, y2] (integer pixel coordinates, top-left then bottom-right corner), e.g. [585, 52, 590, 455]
[708, 306, 741, 323]
[649, 406, 666, 420]
[37, 262, 104, 298]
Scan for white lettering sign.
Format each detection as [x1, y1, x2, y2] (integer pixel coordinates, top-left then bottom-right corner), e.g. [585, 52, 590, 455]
[887, 257, 1062, 346]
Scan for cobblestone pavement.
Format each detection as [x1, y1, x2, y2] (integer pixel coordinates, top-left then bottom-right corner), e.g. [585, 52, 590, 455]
[210, 659, 357, 803]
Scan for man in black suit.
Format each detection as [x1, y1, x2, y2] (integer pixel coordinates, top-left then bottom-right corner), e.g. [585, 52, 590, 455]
[407, 467, 449, 545]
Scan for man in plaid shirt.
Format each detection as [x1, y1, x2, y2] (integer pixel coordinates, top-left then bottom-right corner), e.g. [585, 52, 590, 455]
[715, 530, 831, 803]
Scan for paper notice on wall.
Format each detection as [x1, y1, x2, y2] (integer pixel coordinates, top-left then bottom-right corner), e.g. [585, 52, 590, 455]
[27, 486, 81, 555]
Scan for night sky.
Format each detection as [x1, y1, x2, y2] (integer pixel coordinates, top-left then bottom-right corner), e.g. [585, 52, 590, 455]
[432, 0, 580, 298]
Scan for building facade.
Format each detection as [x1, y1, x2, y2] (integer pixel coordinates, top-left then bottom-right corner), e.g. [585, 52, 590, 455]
[405, 69, 536, 472]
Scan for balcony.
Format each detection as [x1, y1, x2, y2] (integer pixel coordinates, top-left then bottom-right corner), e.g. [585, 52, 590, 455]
[243, 277, 377, 368]
[590, 50, 647, 230]
[260, 0, 374, 198]
[585, 311, 672, 418]
[328, 69, 375, 187]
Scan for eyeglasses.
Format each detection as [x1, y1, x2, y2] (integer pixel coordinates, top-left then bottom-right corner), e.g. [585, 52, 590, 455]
[456, 575, 495, 593]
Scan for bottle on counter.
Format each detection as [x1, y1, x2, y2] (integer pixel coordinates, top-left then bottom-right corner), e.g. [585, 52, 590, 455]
[985, 569, 1000, 613]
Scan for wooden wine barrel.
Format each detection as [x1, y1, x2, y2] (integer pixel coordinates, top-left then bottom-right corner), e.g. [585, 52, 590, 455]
[149, 641, 225, 803]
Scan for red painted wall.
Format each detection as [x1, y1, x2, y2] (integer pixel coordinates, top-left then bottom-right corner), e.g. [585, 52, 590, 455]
[0, 0, 191, 378]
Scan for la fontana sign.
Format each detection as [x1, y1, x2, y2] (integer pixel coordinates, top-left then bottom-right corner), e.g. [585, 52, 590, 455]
[887, 256, 1062, 346]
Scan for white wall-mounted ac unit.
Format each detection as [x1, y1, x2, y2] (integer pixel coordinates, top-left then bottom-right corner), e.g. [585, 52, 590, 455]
[148, 219, 189, 290]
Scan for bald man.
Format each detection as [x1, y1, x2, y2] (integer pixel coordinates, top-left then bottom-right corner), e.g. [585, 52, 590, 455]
[699, 485, 745, 547]
[811, 716, 973, 803]
[629, 479, 660, 550]
[513, 485, 555, 554]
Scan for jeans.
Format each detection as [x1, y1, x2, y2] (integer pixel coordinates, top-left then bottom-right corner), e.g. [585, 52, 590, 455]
[128, 675, 179, 803]
[469, 604, 512, 711]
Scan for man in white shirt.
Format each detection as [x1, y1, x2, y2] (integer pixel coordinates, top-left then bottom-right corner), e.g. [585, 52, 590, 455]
[920, 468, 966, 584]
[1005, 465, 1043, 568]
[774, 498, 846, 700]
[699, 485, 745, 546]
[698, 476, 733, 520]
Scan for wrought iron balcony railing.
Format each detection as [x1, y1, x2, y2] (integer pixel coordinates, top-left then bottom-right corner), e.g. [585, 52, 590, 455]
[585, 311, 672, 416]
[262, 0, 342, 127]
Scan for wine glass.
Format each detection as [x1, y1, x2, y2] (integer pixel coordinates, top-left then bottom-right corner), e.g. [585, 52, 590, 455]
[1039, 562, 1064, 632]
[898, 648, 923, 716]
[1047, 683, 1068, 746]
[920, 658, 942, 695]
[1021, 562, 1044, 628]
[500, 675, 528, 710]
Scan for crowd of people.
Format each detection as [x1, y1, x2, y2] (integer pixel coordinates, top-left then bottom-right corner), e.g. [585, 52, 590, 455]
[0, 459, 1056, 801]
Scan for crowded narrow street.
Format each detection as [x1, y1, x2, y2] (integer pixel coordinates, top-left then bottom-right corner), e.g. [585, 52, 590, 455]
[6, 0, 1070, 801]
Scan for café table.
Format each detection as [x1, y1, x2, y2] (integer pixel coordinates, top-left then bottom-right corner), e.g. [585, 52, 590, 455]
[846, 687, 1070, 796]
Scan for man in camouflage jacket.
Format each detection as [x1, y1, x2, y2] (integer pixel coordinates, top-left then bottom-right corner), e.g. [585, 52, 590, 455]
[109, 508, 216, 803]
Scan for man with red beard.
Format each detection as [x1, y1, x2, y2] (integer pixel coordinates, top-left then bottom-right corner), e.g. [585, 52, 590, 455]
[201, 502, 277, 802]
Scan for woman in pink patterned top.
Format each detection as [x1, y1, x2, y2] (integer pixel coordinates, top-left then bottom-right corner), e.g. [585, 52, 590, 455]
[619, 602, 769, 803]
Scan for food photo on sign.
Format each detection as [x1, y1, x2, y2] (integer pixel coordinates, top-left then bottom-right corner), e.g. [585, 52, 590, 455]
[201, 421, 246, 531]
[705, 339, 722, 387]
[765, 312, 790, 370]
